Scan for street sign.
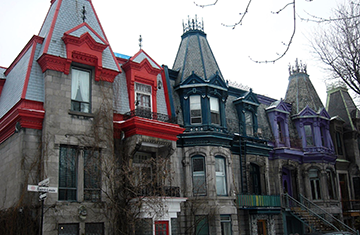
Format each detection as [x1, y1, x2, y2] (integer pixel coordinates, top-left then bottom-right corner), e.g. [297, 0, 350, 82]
[27, 185, 39, 192]
[39, 193, 47, 200]
[38, 178, 50, 186]
[27, 185, 58, 193]
[38, 186, 58, 193]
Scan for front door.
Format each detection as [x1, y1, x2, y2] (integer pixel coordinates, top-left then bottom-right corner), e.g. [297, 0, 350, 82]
[282, 167, 293, 196]
[155, 221, 169, 235]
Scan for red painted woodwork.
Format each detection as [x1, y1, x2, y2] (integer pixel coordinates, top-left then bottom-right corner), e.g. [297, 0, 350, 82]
[0, 79, 5, 97]
[5, 36, 44, 76]
[155, 221, 169, 235]
[0, 100, 44, 144]
[113, 116, 184, 141]
[122, 50, 162, 113]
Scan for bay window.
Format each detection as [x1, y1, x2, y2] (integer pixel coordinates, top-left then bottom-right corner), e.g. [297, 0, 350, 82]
[210, 97, 220, 125]
[190, 95, 202, 124]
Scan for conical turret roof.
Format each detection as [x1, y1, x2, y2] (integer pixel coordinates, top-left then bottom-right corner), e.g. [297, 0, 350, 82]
[172, 16, 224, 85]
[285, 59, 324, 114]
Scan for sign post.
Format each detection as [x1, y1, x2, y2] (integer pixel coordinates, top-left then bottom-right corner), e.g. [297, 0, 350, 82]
[27, 178, 57, 235]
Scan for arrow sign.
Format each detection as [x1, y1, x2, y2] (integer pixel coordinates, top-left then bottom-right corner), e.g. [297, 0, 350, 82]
[38, 186, 58, 193]
[39, 193, 47, 200]
[38, 178, 50, 186]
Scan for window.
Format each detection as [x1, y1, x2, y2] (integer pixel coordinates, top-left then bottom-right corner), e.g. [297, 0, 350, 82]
[59, 223, 79, 235]
[277, 121, 284, 143]
[155, 221, 169, 235]
[320, 125, 326, 147]
[250, 163, 261, 195]
[135, 83, 151, 110]
[309, 169, 321, 200]
[190, 95, 202, 124]
[326, 169, 336, 200]
[304, 125, 314, 146]
[195, 216, 209, 235]
[71, 67, 91, 113]
[84, 149, 101, 202]
[336, 131, 344, 155]
[210, 97, 220, 125]
[245, 110, 253, 136]
[215, 157, 227, 196]
[133, 152, 153, 193]
[59, 146, 77, 201]
[59, 146, 102, 202]
[221, 215, 232, 235]
[192, 156, 206, 195]
[353, 177, 360, 200]
[85, 223, 104, 235]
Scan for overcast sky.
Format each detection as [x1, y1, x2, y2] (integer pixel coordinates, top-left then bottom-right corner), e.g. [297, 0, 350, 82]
[0, 0, 344, 104]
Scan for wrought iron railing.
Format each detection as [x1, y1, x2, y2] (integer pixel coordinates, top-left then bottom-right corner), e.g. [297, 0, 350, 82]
[342, 199, 360, 211]
[136, 185, 180, 197]
[124, 108, 176, 123]
[237, 194, 281, 208]
[299, 194, 357, 234]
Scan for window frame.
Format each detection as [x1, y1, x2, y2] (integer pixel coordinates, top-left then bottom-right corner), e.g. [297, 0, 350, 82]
[84, 149, 102, 202]
[155, 221, 169, 235]
[326, 169, 336, 200]
[220, 215, 232, 235]
[85, 223, 104, 235]
[190, 95, 202, 125]
[192, 156, 206, 196]
[304, 124, 314, 147]
[59, 146, 78, 201]
[135, 82, 152, 111]
[210, 96, 220, 125]
[309, 168, 321, 200]
[215, 157, 227, 196]
[249, 163, 261, 195]
[244, 110, 254, 136]
[59, 223, 79, 235]
[71, 67, 91, 113]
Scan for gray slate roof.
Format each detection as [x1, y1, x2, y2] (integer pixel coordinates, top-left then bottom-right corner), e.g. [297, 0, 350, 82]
[172, 30, 224, 85]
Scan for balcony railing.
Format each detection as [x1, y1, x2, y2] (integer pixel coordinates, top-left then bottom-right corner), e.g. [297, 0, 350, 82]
[237, 194, 281, 208]
[124, 108, 176, 123]
[342, 199, 360, 211]
[136, 186, 180, 197]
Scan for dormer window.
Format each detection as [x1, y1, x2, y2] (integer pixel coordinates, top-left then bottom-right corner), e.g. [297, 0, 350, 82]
[210, 97, 220, 125]
[304, 124, 314, 146]
[245, 110, 254, 136]
[135, 83, 151, 111]
[190, 95, 202, 124]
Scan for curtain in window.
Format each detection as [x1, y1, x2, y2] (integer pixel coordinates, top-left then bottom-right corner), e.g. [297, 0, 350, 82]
[210, 97, 220, 124]
[245, 111, 253, 136]
[190, 95, 202, 124]
[71, 69, 90, 102]
[309, 169, 321, 199]
[215, 157, 227, 196]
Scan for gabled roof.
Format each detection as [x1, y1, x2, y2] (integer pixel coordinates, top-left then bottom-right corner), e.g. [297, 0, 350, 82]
[266, 99, 291, 113]
[37, 0, 119, 72]
[172, 22, 224, 86]
[130, 50, 161, 70]
[233, 89, 260, 106]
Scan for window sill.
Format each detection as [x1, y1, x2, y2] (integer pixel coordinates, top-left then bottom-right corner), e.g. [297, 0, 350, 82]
[68, 110, 94, 119]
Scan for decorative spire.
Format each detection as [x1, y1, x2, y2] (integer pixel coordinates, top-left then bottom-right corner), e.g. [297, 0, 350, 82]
[288, 58, 307, 75]
[182, 15, 204, 33]
[81, 6, 86, 23]
[139, 35, 142, 50]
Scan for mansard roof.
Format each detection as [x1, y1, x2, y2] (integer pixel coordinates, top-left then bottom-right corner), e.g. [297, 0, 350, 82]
[285, 61, 324, 115]
[326, 86, 360, 131]
[172, 18, 224, 86]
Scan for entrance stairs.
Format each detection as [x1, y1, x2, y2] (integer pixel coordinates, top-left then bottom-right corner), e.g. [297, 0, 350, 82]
[282, 193, 358, 234]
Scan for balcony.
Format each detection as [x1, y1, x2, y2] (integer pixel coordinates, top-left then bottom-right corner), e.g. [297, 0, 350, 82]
[237, 194, 281, 208]
[124, 108, 176, 123]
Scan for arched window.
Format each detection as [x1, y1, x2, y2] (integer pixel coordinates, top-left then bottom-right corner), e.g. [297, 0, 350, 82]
[215, 157, 227, 196]
[309, 168, 321, 200]
[192, 156, 206, 195]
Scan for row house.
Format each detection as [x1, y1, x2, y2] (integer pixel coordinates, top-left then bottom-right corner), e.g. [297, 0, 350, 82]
[0, 1, 359, 235]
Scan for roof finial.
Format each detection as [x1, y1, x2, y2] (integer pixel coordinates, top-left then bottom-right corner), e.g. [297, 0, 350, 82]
[139, 35, 142, 50]
[81, 6, 86, 23]
[183, 15, 204, 33]
[289, 58, 307, 75]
